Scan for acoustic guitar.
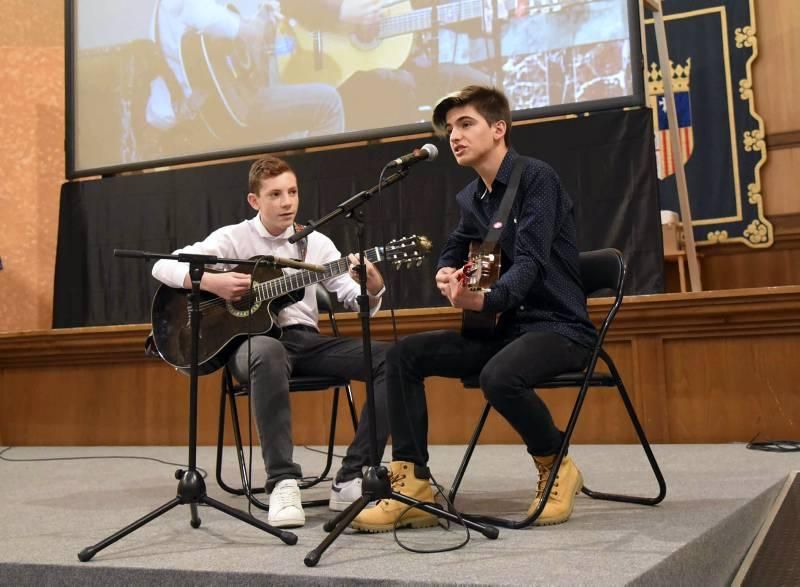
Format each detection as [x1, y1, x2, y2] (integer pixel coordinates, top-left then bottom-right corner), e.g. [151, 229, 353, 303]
[460, 241, 502, 338]
[151, 235, 432, 375]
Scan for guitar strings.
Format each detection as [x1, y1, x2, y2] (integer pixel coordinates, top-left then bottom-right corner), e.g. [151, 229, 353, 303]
[192, 254, 380, 312]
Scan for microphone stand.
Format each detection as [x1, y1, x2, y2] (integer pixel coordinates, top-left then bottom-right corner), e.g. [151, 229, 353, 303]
[290, 167, 499, 568]
[78, 250, 299, 562]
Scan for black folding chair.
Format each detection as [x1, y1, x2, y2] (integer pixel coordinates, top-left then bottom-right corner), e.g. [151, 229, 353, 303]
[449, 248, 667, 528]
[214, 286, 359, 511]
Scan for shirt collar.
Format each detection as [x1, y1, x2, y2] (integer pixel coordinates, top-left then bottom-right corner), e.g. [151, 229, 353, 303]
[473, 148, 519, 200]
[250, 216, 295, 241]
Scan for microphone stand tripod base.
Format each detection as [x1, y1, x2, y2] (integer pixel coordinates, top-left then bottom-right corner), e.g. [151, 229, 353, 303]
[78, 255, 300, 563]
[78, 467, 297, 562]
[304, 465, 499, 567]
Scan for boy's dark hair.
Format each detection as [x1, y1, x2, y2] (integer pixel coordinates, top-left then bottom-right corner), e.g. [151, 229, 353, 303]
[248, 155, 294, 193]
[432, 85, 512, 146]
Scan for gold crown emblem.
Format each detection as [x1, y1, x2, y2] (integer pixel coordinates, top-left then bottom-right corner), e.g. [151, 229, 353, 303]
[648, 58, 691, 95]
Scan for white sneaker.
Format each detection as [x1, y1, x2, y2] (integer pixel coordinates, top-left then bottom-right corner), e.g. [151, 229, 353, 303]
[268, 479, 305, 528]
[329, 477, 363, 511]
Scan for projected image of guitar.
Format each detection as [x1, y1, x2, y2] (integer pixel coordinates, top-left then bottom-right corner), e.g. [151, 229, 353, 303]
[181, 0, 601, 136]
[281, 0, 602, 87]
[178, 2, 289, 140]
[459, 240, 502, 338]
[151, 235, 432, 375]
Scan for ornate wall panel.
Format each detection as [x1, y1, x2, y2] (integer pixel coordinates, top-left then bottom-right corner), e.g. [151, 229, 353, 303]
[645, 0, 771, 247]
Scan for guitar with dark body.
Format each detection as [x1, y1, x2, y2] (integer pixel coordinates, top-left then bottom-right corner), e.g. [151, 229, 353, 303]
[151, 235, 431, 375]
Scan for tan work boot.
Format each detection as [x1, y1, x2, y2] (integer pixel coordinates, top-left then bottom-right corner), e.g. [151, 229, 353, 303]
[527, 454, 583, 526]
[350, 461, 439, 533]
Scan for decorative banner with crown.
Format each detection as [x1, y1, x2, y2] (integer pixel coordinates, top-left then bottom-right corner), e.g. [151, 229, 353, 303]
[649, 59, 694, 181]
[644, 0, 771, 248]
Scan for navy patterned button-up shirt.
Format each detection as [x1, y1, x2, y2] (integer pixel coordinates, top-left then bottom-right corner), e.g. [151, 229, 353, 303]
[438, 149, 597, 349]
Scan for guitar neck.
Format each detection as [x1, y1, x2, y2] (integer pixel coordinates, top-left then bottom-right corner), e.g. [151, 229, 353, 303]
[377, 0, 593, 40]
[253, 247, 382, 302]
[379, 1, 483, 39]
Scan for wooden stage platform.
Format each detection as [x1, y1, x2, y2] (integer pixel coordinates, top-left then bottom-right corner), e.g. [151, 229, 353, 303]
[1, 286, 800, 447]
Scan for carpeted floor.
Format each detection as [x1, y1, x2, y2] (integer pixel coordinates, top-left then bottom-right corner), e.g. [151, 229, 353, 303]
[0, 444, 797, 585]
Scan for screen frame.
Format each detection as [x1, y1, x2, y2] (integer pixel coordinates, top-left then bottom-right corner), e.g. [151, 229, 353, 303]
[64, 0, 645, 179]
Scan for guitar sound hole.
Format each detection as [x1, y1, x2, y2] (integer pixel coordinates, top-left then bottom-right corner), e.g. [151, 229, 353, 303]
[226, 296, 261, 318]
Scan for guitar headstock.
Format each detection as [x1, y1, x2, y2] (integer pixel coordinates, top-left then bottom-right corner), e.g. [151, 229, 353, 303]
[383, 235, 433, 269]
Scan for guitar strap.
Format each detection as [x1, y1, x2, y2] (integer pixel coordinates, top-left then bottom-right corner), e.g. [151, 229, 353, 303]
[479, 157, 526, 254]
[293, 223, 308, 261]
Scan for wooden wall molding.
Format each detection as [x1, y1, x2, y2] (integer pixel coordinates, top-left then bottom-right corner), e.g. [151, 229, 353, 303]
[2, 286, 799, 446]
[766, 130, 800, 151]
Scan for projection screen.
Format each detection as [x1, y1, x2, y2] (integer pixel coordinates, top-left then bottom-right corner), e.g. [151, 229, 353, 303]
[66, 0, 643, 178]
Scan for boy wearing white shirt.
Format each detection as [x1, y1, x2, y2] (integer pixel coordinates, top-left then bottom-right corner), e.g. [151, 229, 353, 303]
[153, 155, 388, 528]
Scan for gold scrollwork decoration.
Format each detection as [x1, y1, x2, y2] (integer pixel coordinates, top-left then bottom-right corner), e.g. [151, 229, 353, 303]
[734, 25, 756, 49]
[743, 129, 765, 152]
[707, 230, 729, 243]
[746, 183, 762, 205]
[743, 219, 769, 244]
[739, 78, 753, 101]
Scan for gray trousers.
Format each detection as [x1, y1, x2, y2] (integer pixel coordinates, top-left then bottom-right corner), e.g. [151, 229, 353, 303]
[228, 327, 390, 492]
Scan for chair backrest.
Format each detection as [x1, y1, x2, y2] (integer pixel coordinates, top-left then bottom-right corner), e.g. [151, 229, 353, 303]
[578, 248, 625, 298]
[578, 248, 626, 349]
[314, 285, 341, 336]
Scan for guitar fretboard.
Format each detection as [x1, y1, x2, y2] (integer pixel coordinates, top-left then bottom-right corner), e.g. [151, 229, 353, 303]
[254, 247, 382, 302]
[377, 0, 585, 40]
[379, 1, 484, 39]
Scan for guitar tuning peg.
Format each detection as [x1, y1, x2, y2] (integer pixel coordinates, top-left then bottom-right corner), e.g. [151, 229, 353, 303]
[415, 259, 423, 267]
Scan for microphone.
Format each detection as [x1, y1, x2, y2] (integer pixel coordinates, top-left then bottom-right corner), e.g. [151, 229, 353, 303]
[386, 143, 438, 168]
[264, 256, 325, 273]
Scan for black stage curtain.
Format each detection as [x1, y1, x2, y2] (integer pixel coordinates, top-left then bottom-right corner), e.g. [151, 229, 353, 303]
[53, 107, 662, 328]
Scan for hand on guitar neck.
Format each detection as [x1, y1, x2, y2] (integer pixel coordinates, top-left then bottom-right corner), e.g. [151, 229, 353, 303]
[346, 253, 385, 297]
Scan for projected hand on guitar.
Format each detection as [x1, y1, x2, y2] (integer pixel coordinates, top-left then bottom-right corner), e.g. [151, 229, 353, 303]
[151, 235, 432, 374]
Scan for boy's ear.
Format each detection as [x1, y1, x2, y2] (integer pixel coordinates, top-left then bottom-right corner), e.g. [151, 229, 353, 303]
[247, 192, 259, 210]
[493, 119, 507, 141]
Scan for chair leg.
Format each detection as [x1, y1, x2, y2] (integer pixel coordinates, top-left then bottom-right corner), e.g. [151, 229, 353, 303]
[344, 384, 358, 432]
[448, 401, 492, 504]
[216, 380, 262, 497]
[459, 362, 666, 529]
[235, 381, 329, 508]
[214, 381, 232, 494]
[461, 384, 591, 529]
[581, 353, 667, 505]
[215, 376, 357, 511]
[298, 387, 339, 490]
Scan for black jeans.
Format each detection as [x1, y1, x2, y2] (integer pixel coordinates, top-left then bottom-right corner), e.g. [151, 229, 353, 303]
[387, 329, 592, 466]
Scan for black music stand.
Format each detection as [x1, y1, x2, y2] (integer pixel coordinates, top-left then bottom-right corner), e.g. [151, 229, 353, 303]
[78, 251, 298, 562]
[288, 167, 499, 568]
